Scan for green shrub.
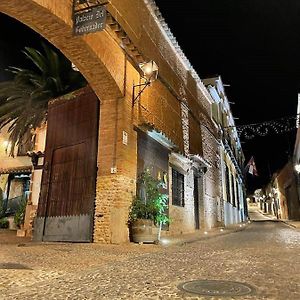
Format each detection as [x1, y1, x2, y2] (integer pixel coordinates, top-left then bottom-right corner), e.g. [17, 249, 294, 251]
[129, 170, 169, 226]
[0, 187, 4, 218]
[0, 217, 9, 229]
[14, 197, 27, 228]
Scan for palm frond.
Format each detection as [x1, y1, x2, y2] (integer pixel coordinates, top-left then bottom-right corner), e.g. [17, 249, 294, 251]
[0, 43, 87, 156]
[23, 47, 47, 74]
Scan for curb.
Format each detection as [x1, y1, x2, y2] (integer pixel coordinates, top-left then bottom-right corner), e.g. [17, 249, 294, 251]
[162, 223, 250, 247]
[281, 220, 297, 229]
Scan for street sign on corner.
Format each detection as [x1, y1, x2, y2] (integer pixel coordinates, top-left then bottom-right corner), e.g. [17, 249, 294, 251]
[73, 5, 106, 36]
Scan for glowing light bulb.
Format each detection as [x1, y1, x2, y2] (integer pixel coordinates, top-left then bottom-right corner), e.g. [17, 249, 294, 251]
[295, 164, 300, 173]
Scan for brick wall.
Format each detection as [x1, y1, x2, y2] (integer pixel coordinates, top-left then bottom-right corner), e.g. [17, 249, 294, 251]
[201, 126, 221, 229]
[94, 174, 135, 243]
[0, 0, 226, 242]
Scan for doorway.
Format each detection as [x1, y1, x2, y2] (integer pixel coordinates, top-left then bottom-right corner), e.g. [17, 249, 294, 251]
[35, 88, 99, 242]
[194, 176, 200, 230]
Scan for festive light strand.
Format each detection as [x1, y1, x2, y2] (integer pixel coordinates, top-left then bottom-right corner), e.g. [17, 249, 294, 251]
[225, 114, 299, 140]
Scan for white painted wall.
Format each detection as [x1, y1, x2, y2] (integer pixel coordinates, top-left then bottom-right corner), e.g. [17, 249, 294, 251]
[168, 153, 196, 234]
[224, 201, 245, 226]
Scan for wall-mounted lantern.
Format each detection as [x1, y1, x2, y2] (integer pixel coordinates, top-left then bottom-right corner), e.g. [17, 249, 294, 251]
[27, 151, 44, 170]
[295, 163, 300, 173]
[132, 60, 158, 106]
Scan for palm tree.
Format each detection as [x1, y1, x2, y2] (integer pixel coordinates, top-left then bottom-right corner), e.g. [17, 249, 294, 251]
[0, 43, 87, 155]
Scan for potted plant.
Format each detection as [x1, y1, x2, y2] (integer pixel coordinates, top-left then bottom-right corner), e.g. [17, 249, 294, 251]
[129, 170, 169, 243]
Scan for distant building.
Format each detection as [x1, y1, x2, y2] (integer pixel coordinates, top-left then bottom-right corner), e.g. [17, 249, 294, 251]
[262, 98, 300, 220]
[0, 123, 46, 232]
[274, 163, 299, 220]
[0, 124, 31, 230]
[203, 76, 247, 226]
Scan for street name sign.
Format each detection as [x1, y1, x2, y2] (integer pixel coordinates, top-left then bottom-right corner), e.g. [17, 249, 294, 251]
[73, 5, 106, 36]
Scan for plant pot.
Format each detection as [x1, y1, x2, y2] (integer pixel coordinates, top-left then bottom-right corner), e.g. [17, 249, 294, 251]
[131, 219, 158, 243]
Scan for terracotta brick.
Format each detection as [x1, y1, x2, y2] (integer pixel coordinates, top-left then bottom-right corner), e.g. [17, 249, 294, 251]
[0, 0, 225, 243]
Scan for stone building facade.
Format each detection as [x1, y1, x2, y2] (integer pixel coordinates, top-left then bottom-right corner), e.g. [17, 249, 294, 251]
[0, 124, 32, 230]
[275, 163, 300, 220]
[255, 99, 300, 221]
[0, 123, 46, 232]
[268, 112, 300, 220]
[203, 77, 247, 226]
[0, 0, 246, 243]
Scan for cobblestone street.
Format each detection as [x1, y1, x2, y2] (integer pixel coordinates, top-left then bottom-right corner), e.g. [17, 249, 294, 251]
[1, 221, 300, 300]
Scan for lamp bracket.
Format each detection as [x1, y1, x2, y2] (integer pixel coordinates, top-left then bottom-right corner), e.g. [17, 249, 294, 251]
[132, 80, 151, 107]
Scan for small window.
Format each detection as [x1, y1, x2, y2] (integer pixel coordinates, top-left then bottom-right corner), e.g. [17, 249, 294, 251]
[172, 168, 184, 207]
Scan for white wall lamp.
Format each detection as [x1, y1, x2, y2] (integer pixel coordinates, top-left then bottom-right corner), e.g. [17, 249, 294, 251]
[132, 60, 158, 106]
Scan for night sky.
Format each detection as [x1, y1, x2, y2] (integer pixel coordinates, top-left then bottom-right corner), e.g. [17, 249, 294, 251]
[155, 0, 300, 191]
[0, 13, 42, 81]
[1, 1, 300, 192]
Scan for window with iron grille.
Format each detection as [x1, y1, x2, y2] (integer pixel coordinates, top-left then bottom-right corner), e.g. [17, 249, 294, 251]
[172, 168, 184, 207]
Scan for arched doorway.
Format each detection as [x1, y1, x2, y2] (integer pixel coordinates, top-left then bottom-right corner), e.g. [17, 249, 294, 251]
[0, 1, 123, 242]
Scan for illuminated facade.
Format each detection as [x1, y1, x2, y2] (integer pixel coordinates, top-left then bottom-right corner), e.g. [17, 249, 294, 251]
[203, 76, 247, 225]
[0, 0, 247, 243]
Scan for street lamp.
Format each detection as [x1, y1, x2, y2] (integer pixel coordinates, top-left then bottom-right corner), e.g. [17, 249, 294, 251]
[132, 60, 158, 106]
[139, 61, 159, 81]
[27, 151, 44, 169]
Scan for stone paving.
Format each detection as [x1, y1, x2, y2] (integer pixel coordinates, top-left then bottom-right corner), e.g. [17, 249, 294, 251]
[0, 221, 300, 300]
[248, 206, 276, 221]
[249, 204, 300, 228]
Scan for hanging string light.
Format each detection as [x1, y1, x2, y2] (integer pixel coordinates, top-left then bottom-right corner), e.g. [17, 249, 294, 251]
[225, 114, 299, 140]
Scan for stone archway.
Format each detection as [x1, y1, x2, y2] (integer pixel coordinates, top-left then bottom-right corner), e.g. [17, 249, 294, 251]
[0, 0, 122, 102]
[0, 0, 138, 243]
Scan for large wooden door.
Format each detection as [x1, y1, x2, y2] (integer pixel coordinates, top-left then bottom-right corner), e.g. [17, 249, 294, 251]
[34, 88, 99, 242]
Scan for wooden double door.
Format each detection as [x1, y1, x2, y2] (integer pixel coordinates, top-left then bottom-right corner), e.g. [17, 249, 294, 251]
[35, 88, 99, 242]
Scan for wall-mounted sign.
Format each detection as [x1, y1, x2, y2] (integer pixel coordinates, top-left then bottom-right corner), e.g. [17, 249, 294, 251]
[73, 5, 106, 36]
